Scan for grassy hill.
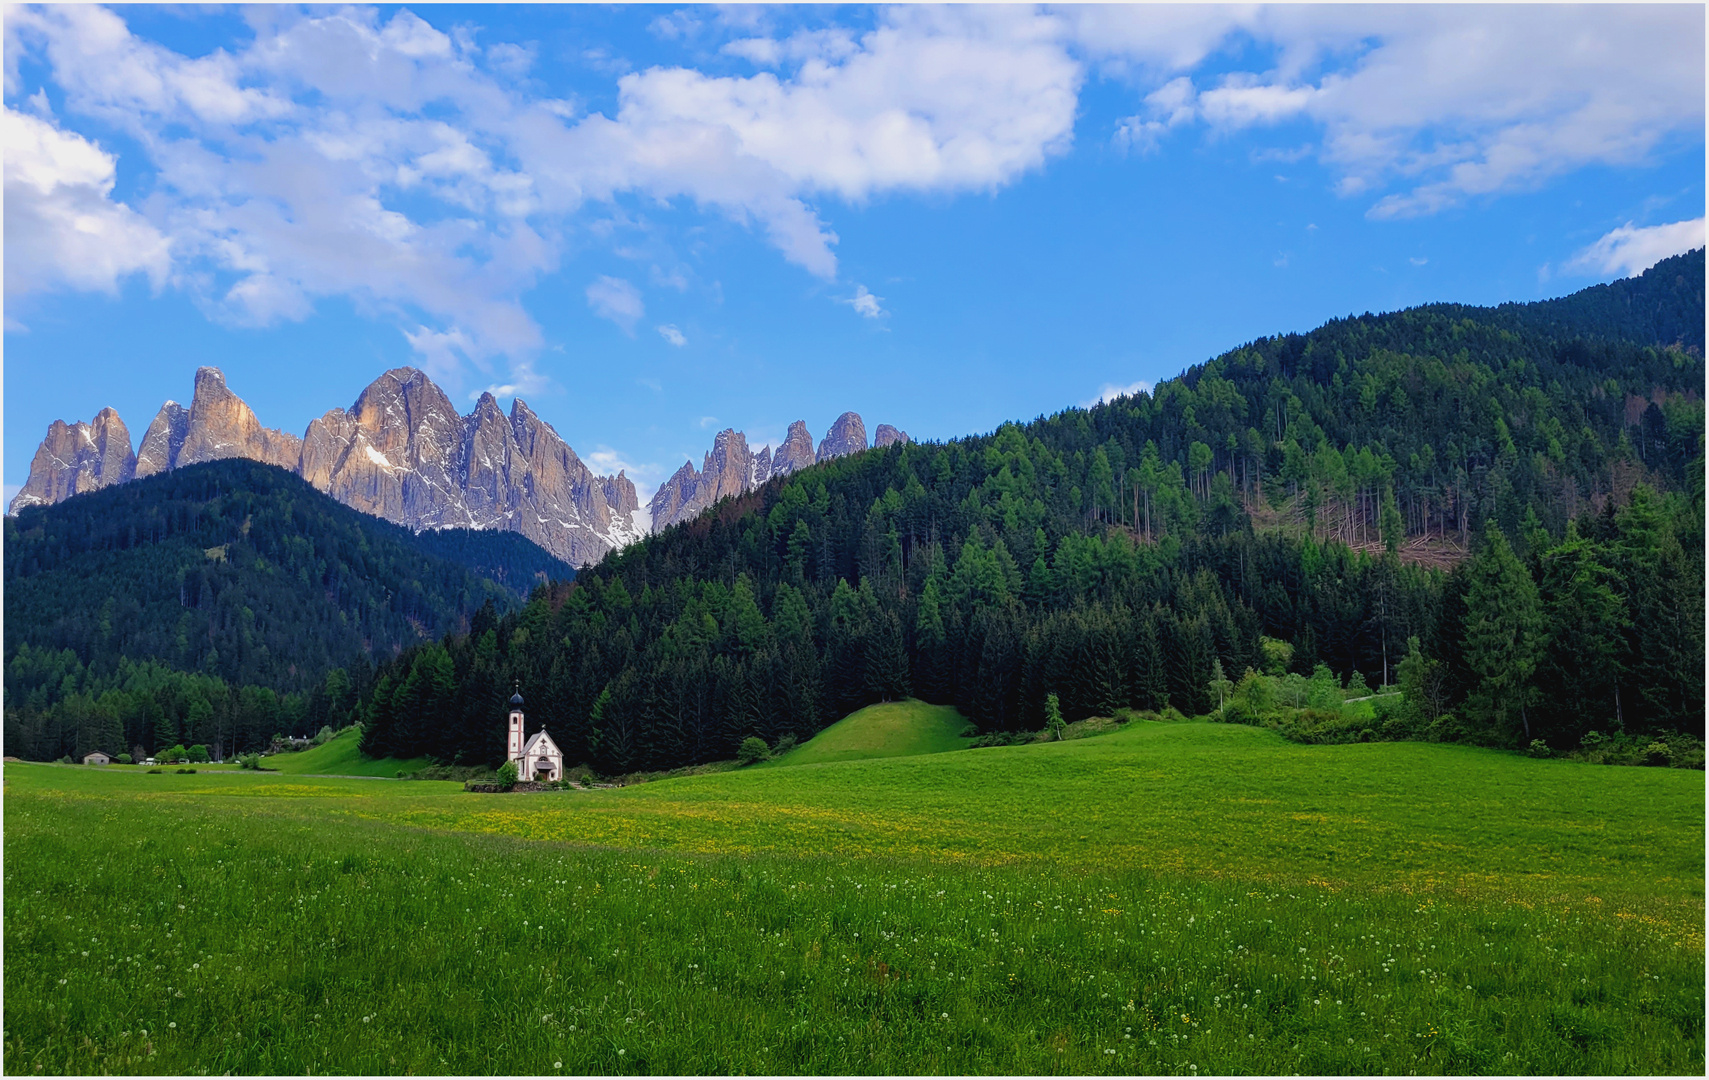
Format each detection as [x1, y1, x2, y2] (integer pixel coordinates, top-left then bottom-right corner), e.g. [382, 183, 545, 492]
[763, 699, 973, 767]
[6, 723, 1700, 1074]
[262, 728, 430, 778]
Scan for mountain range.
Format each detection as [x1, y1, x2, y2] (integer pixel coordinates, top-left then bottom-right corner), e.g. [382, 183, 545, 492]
[647, 414, 909, 532]
[11, 367, 910, 564]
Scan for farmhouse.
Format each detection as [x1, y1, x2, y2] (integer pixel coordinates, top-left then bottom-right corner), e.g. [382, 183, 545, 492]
[82, 751, 110, 765]
[506, 692, 563, 783]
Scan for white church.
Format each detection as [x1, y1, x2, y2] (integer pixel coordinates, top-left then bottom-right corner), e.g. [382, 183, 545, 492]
[506, 691, 564, 783]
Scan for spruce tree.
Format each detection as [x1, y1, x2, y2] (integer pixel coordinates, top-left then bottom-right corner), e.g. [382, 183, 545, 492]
[1462, 524, 1543, 743]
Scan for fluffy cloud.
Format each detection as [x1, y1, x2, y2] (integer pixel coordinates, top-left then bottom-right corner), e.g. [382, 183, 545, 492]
[586, 276, 644, 333]
[5, 4, 1083, 379]
[4, 3, 1701, 379]
[1569, 218, 1707, 279]
[1092, 7, 1704, 217]
[657, 323, 687, 346]
[845, 285, 885, 319]
[2, 106, 169, 302]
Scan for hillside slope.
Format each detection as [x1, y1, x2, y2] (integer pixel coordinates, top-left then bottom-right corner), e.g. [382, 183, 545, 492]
[352, 255, 1703, 774]
[4, 459, 575, 760]
[763, 700, 972, 767]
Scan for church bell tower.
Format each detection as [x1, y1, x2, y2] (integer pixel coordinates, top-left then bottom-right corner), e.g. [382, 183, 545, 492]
[507, 689, 525, 764]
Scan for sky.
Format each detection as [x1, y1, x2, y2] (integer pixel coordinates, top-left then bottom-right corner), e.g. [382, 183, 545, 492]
[5, 4, 1705, 512]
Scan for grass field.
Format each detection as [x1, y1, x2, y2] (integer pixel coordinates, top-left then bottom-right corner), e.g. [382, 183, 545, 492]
[258, 728, 432, 777]
[5, 720, 1702, 1075]
[762, 699, 974, 767]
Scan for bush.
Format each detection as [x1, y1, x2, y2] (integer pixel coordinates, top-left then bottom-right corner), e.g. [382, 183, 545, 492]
[115, 753, 133, 765]
[772, 733, 799, 757]
[160, 744, 187, 764]
[1528, 739, 1552, 758]
[237, 753, 265, 770]
[147, 767, 163, 774]
[737, 737, 771, 766]
[495, 760, 519, 789]
[176, 768, 196, 774]
[1044, 693, 1066, 741]
[186, 744, 210, 764]
[313, 725, 335, 746]
[1643, 742, 1672, 767]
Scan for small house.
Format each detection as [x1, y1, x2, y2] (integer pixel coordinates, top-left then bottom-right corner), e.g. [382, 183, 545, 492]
[83, 751, 110, 766]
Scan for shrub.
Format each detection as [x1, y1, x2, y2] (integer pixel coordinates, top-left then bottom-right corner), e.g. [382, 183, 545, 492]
[313, 725, 335, 746]
[737, 737, 771, 766]
[772, 733, 799, 757]
[186, 744, 210, 764]
[115, 754, 133, 765]
[160, 744, 187, 764]
[147, 767, 163, 774]
[1044, 694, 1066, 741]
[237, 753, 265, 770]
[176, 768, 197, 774]
[495, 760, 519, 790]
[1527, 739, 1552, 758]
[55, 755, 72, 764]
[1643, 742, 1672, 767]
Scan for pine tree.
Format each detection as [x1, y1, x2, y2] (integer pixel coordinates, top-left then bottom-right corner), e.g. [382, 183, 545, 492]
[1462, 524, 1543, 743]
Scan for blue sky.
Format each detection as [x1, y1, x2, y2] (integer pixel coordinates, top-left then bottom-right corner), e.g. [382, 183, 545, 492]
[5, 4, 1704, 509]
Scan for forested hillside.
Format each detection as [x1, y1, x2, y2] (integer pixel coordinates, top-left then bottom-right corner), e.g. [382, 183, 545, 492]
[356, 253, 1704, 773]
[4, 459, 573, 761]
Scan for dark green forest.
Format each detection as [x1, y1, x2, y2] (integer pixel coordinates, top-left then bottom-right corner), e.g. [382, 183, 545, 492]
[4, 460, 572, 760]
[354, 253, 1705, 773]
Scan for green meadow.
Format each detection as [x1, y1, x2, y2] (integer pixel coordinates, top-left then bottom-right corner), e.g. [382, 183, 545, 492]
[259, 728, 431, 778]
[5, 719, 1702, 1075]
[761, 700, 974, 767]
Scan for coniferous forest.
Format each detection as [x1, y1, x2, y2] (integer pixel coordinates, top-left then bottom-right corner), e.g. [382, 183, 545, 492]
[3, 460, 573, 761]
[351, 253, 1704, 773]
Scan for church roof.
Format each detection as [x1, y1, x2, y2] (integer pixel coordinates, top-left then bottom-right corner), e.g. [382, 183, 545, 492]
[522, 729, 560, 756]
[510, 691, 525, 706]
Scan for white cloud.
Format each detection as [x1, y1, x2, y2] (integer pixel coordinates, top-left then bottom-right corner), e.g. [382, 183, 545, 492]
[1082, 380, 1154, 409]
[657, 323, 687, 346]
[5, 2, 1701, 381]
[845, 284, 885, 319]
[697, 416, 718, 429]
[586, 275, 644, 333]
[1077, 6, 1705, 218]
[2, 106, 169, 301]
[1568, 218, 1707, 279]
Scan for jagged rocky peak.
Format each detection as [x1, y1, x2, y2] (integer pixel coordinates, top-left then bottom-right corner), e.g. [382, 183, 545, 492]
[874, 424, 910, 448]
[649, 410, 906, 533]
[177, 367, 302, 472]
[134, 401, 188, 479]
[8, 408, 137, 512]
[11, 364, 642, 567]
[772, 420, 815, 476]
[817, 412, 869, 461]
[646, 427, 772, 533]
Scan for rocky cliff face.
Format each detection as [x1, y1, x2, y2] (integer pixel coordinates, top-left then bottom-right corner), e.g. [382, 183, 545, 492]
[10, 367, 641, 566]
[817, 412, 869, 462]
[176, 367, 302, 472]
[649, 411, 907, 532]
[772, 421, 816, 476]
[8, 408, 136, 510]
